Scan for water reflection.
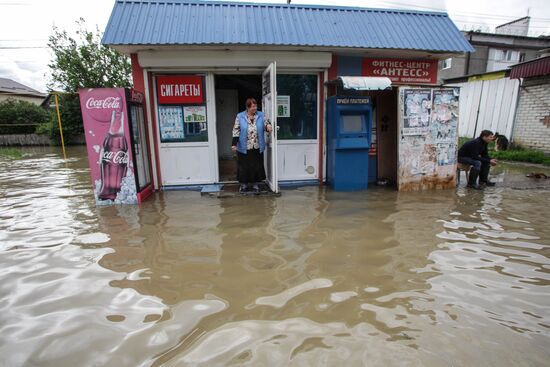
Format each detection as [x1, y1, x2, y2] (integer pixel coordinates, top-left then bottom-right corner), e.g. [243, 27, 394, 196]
[0, 146, 549, 366]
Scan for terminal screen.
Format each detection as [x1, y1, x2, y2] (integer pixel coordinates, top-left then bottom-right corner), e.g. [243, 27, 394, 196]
[341, 115, 364, 133]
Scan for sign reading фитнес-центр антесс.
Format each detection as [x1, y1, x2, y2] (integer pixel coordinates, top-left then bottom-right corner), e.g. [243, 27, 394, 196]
[363, 59, 438, 85]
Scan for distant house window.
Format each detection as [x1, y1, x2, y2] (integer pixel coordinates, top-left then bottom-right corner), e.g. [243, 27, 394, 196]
[519, 53, 526, 62]
[442, 58, 452, 70]
[500, 50, 519, 62]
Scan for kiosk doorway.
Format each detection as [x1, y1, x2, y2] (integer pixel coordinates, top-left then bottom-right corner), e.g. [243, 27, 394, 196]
[215, 75, 262, 182]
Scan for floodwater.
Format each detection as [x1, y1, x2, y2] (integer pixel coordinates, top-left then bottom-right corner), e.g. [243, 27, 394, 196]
[1, 146, 549, 367]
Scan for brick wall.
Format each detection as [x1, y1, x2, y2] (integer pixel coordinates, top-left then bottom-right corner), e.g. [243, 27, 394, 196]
[512, 76, 550, 154]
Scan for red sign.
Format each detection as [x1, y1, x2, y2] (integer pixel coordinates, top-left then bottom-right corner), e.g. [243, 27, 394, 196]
[156, 75, 204, 104]
[363, 58, 438, 84]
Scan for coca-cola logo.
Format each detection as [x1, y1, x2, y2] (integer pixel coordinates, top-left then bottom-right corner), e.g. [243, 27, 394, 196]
[86, 97, 121, 110]
[102, 150, 129, 164]
[81, 88, 123, 122]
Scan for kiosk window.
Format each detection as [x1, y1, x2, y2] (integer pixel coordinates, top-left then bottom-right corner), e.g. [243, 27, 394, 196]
[156, 75, 208, 143]
[341, 115, 364, 133]
[276, 74, 318, 140]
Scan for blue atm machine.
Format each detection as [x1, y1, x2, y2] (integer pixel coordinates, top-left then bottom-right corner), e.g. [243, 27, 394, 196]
[326, 96, 372, 191]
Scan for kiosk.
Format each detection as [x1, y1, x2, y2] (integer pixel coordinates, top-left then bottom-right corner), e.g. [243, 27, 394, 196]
[326, 96, 372, 191]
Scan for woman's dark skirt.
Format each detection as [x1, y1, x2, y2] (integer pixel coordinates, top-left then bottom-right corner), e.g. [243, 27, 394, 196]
[237, 148, 266, 183]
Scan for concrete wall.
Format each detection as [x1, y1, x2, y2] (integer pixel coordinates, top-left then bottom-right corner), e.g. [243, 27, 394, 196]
[397, 88, 459, 191]
[439, 46, 489, 81]
[0, 134, 50, 146]
[512, 76, 550, 153]
[0, 94, 45, 105]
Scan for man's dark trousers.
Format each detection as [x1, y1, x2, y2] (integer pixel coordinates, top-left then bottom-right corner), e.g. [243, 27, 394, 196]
[458, 157, 490, 185]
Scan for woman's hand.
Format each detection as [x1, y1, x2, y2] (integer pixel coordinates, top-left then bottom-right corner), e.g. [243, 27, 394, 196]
[231, 145, 237, 152]
[266, 124, 273, 133]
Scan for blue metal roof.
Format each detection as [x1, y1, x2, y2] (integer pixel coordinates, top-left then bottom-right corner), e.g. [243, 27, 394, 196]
[102, 0, 474, 52]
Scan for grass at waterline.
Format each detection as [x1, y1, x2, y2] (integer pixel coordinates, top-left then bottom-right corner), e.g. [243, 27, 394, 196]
[491, 149, 550, 166]
[458, 136, 550, 166]
[0, 147, 23, 159]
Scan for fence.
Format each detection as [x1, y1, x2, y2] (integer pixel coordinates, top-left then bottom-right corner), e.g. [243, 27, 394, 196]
[449, 78, 520, 139]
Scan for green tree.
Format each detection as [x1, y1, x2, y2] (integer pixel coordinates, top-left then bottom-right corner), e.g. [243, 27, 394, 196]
[37, 94, 85, 145]
[47, 18, 132, 92]
[42, 19, 132, 144]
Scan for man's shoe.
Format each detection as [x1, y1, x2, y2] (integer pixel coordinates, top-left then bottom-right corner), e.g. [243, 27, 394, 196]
[480, 181, 496, 187]
[467, 184, 483, 190]
[252, 184, 260, 194]
[239, 184, 247, 193]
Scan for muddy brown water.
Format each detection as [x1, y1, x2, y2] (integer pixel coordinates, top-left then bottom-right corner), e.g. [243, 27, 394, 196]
[1, 146, 549, 366]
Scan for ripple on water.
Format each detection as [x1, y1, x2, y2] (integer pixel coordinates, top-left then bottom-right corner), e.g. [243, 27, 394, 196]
[1, 150, 550, 366]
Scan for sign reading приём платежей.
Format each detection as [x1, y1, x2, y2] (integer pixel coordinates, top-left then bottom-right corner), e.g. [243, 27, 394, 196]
[363, 58, 438, 85]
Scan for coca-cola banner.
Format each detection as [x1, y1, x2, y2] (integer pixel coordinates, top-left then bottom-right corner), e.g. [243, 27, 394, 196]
[156, 75, 204, 104]
[362, 58, 438, 85]
[79, 88, 138, 205]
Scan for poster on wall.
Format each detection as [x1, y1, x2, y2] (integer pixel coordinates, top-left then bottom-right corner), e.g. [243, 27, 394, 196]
[437, 143, 457, 165]
[183, 105, 207, 132]
[78, 88, 138, 205]
[277, 95, 290, 118]
[183, 106, 206, 123]
[158, 106, 184, 141]
[432, 90, 459, 141]
[403, 89, 431, 135]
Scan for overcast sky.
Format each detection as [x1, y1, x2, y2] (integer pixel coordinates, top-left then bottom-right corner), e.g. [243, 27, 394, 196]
[1, 0, 549, 93]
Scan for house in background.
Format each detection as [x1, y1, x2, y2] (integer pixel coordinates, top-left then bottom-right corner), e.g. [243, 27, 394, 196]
[509, 53, 550, 154]
[438, 17, 550, 82]
[0, 78, 46, 105]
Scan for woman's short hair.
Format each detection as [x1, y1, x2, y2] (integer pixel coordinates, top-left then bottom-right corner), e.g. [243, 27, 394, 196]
[246, 98, 257, 108]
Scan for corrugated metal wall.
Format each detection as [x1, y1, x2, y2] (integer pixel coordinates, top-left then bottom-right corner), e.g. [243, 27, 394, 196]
[454, 78, 519, 138]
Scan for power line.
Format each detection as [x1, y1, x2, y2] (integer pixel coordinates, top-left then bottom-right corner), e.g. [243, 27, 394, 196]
[375, 0, 550, 21]
[0, 46, 48, 49]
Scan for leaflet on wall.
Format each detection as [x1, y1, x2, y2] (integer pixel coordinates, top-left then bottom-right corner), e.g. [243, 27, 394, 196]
[158, 106, 184, 141]
[431, 89, 459, 144]
[183, 106, 206, 123]
[183, 106, 207, 132]
[403, 89, 431, 135]
[437, 143, 457, 166]
[277, 95, 290, 118]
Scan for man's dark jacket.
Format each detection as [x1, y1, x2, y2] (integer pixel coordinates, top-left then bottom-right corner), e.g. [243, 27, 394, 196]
[457, 137, 490, 163]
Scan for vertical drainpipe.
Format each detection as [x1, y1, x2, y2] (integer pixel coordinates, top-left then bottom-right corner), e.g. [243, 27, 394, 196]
[473, 80, 485, 138]
[465, 32, 473, 76]
[509, 77, 523, 143]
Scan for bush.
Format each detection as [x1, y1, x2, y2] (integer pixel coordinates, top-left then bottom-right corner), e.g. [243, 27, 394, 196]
[36, 93, 84, 145]
[0, 99, 50, 134]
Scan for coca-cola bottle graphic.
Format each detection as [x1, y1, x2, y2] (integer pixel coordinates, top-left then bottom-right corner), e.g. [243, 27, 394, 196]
[98, 110, 128, 200]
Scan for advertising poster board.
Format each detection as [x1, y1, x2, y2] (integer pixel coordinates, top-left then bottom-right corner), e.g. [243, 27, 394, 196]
[79, 88, 137, 204]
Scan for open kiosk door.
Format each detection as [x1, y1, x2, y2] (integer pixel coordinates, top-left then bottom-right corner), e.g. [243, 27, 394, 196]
[262, 62, 279, 193]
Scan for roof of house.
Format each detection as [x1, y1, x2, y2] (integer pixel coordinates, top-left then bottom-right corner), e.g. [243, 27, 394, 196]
[510, 55, 550, 79]
[0, 78, 45, 97]
[102, 0, 474, 53]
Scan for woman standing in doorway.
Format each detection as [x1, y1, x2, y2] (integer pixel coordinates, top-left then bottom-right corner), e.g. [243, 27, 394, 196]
[231, 98, 273, 193]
